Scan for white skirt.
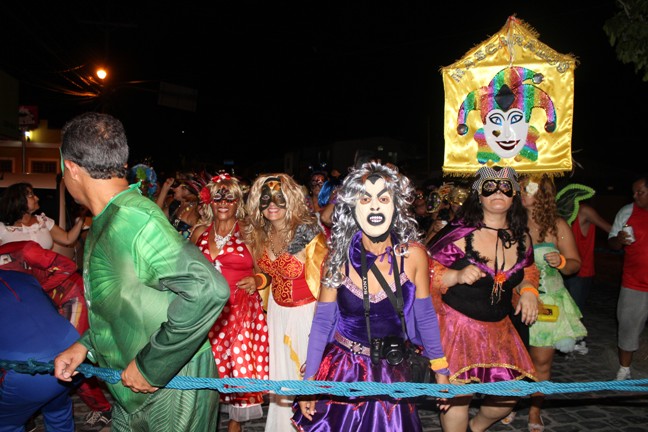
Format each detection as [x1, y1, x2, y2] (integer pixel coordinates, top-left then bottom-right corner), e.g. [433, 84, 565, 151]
[264, 294, 316, 432]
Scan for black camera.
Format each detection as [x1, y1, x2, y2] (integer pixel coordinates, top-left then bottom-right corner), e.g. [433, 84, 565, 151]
[370, 336, 405, 366]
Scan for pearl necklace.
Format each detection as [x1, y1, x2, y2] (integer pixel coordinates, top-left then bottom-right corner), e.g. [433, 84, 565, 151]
[214, 224, 235, 250]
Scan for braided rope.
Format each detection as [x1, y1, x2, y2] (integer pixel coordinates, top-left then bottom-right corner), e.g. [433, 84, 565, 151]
[2, 359, 647, 398]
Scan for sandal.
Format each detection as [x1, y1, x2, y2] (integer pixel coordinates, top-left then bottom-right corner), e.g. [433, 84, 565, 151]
[501, 410, 517, 425]
[528, 417, 545, 432]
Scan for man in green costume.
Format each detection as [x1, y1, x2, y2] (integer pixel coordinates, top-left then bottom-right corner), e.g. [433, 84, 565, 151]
[54, 112, 230, 431]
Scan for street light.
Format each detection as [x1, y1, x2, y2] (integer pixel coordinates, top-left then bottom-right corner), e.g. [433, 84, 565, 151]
[96, 68, 108, 80]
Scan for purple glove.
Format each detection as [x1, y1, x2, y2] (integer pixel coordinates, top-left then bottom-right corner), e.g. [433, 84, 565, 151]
[303, 301, 338, 380]
[413, 297, 450, 375]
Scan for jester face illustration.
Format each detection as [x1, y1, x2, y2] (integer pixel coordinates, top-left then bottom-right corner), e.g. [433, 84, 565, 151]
[482, 106, 529, 159]
[457, 66, 557, 165]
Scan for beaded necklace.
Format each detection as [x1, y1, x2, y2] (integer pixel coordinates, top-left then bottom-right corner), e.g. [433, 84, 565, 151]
[214, 224, 236, 251]
[268, 228, 289, 257]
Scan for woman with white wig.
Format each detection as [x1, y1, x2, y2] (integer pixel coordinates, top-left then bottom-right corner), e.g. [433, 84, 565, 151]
[293, 162, 450, 431]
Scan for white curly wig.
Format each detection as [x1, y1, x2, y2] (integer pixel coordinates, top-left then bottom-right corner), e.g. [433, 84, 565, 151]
[322, 162, 420, 288]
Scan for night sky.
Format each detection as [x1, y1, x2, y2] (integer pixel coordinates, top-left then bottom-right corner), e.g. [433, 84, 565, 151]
[1, 1, 645, 181]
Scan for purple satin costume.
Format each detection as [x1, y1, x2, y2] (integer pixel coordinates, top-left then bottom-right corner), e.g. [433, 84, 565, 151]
[292, 232, 442, 432]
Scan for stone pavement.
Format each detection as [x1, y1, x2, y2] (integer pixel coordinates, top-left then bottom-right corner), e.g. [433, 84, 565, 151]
[33, 249, 647, 431]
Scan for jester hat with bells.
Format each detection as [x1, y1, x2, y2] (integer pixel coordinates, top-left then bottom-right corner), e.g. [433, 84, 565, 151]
[457, 66, 557, 165]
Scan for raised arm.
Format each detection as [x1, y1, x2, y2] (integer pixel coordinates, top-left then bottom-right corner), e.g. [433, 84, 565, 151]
[580, 203, 612, 234]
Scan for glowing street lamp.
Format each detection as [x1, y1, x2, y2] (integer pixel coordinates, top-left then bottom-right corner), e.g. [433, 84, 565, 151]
[96, 68, 108, 80]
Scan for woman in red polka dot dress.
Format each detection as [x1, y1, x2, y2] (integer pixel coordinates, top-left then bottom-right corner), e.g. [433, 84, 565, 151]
[191, 173, 270, 432]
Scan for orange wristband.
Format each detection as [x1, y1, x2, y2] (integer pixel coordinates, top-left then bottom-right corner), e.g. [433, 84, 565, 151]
[520, 286, 540, 297]
[254, 273, 270, 290]
[430, 357, 449, 371]
[556, 254, 567, 270]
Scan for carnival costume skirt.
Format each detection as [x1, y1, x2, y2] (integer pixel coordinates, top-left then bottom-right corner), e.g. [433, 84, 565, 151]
[529, 244, 588, 352]
[291, 343, 422, 432]
[208, 286, 269, 407]
[530, 289, 587, 352]
[439, 303, 537, 384]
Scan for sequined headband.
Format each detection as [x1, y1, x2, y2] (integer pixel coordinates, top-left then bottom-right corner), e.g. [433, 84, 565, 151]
[471, 166, 520, 194]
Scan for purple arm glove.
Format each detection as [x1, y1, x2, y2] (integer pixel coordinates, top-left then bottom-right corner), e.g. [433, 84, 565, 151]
[304, 301, 338, 380]
[413, 297, 450, 376]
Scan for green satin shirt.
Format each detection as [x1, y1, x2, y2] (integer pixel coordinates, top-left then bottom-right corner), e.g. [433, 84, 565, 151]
[79, 184, 229, 412]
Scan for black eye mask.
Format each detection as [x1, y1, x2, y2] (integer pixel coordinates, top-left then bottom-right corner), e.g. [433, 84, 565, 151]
[260, 178, 287, 211]
[481, 179, 514, 197]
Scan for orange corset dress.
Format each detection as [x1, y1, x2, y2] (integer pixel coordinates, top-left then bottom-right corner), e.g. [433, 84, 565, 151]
[258, 250, 316, 307]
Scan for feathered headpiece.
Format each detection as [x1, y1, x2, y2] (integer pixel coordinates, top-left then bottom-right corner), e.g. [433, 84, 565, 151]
[128, 163, 158, 199]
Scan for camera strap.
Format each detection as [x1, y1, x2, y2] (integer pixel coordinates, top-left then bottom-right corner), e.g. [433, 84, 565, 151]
[359, 242, 409, 345]
[369, 251, 409, 341]
[360, 242, 373, 347]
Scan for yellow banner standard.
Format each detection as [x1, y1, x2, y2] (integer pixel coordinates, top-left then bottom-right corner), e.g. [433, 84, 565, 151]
[441, 15, 576, 177]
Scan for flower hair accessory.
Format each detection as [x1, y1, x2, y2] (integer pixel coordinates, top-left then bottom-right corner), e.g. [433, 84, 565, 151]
[212, 171, 232, 183]
[201, 171, 233, 204]
[199, 187, 212, 205]
[525, 181, 539, 196]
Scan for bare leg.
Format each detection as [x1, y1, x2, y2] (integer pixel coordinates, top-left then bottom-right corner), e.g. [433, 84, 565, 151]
[470, 396, 518, 432]
[439, 394, 472, 432]
[618, 348, 633, 367]
[529, 346, 554, 428]
[227, 419, 241, 432]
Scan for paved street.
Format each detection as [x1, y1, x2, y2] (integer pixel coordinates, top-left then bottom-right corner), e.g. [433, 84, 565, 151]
[34, 249, 648, 431]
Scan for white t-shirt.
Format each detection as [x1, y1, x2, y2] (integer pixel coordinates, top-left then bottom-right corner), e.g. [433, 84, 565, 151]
[0, 213, 56, 250]
[609, 203, 633, 238]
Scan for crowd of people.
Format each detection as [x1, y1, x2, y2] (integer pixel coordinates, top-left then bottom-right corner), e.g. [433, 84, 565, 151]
[0, 111, 645, 432]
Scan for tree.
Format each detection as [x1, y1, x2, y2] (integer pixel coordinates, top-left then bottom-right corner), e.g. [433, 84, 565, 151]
[603, 0, 648, 82]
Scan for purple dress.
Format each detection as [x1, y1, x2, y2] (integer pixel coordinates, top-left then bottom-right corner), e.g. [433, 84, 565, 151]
[292, 232, 432, 431]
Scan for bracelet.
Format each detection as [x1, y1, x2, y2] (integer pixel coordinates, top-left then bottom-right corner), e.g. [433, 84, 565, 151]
[430, 357, 449, 372]
[254, 272, 271, 290]
[556, 254, 567, 270]
[520, 286, 540, 297]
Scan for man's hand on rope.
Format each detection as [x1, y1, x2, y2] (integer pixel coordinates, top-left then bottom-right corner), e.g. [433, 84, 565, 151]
[121, 359, 159, 394]
[54, 341, 88, 382]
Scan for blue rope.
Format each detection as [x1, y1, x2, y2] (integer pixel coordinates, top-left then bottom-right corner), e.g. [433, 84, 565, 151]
[2, 359, 647, 399]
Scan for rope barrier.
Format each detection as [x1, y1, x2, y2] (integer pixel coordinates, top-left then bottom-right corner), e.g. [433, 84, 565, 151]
[3, 359, 647, 399]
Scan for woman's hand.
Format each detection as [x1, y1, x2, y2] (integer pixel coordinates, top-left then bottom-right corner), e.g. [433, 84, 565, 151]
[456, 265, 485, 285]
[298, 397, 317, 421]
[434, 373, 451, 412]
[543, 251, 562, 268]
[163, 177, 175, 189]
[515, 291, 540, 325]
[433, 219, 448, 232]
[236, 275, 258, 294]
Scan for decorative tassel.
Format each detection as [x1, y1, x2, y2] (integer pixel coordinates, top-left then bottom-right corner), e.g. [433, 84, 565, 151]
[491, 271, 507, 304]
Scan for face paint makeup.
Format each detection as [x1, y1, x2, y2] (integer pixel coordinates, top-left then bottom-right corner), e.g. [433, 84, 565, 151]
[260, 177, 287, 211]
[310, 175, 326, 188]
[354, 175, 394, 241]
